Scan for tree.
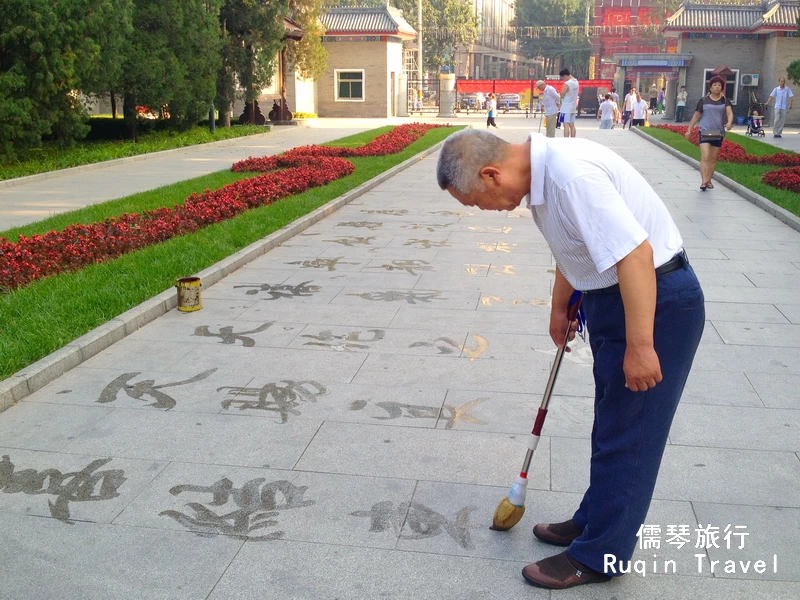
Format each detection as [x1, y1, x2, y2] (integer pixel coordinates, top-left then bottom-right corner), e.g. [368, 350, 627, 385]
[512, 0, 591, 77]
[285, 0, 328, 81]
[119, 0, 222, 138]
[393, 0, 478, 73]
[216, 0, 288, 126]
[788, 59, 800, 86]
[0, 0, 127, 157]
[77, 0, 135, 119]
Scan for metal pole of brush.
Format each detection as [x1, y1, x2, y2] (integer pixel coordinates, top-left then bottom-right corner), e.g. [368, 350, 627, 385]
[521, 291, 582, 474]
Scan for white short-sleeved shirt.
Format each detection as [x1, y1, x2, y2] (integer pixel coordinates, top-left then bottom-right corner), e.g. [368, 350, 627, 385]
[543, 85, 560, 115]
[611, 92, 620, 105]
[525, 134, 683, 290]
[561, 79, 579, 114]
[599, 100, 616, 120]
[632, 99, 649, 119]
[624, 93, 636, 111]
[770, 86, 794, 110]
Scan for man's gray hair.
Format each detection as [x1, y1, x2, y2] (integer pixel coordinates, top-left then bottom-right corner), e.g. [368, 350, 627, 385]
[436, 129, 510, 195]
[535, 80, 545, 89]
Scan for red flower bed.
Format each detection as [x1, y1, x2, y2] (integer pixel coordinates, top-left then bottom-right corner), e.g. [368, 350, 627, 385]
[653, 125, 800, 167]
[0, 123, 444, 292]
[762, 167, 800, 193]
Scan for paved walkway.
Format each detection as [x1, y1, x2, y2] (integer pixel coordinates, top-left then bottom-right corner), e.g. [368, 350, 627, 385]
[0, 118, 401, 230]
[1, 117, 799, 599]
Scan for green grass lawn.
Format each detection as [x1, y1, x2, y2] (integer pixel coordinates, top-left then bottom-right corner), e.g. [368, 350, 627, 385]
[0, 125, 461, 380]
[640, 128, 800, 217]
[0, 124, 267, 181]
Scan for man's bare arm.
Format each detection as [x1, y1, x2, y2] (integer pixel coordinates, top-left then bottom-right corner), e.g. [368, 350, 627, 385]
[616, 240, 662, 391]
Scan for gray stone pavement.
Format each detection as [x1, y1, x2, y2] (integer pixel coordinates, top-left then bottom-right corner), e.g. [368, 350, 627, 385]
[0, 118, 401, 230]
[1, 116, 799, 599]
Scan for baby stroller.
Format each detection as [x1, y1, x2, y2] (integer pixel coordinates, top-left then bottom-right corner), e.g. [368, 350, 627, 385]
[746, 101, 766, 137]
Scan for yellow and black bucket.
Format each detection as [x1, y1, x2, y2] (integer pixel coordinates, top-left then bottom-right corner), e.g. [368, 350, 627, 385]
[176, 276, 202, 312]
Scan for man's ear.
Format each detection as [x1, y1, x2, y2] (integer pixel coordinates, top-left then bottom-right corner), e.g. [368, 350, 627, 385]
[479, 166, 501, 188]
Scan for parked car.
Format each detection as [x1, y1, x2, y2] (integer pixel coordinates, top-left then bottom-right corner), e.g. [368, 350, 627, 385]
[497, 93, 521, 110]
[458, 93, 479, 111]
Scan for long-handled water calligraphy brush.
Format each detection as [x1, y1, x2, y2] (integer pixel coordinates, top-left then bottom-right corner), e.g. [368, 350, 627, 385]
[490, 290, 584, 531]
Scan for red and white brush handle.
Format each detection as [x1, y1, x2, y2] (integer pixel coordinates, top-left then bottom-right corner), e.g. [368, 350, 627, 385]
[507, 293, 582, 507]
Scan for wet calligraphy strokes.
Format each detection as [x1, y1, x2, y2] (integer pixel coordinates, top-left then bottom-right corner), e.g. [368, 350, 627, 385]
[349, 398, 486, 429]
[323, 236, 376, 247]
[301, 329, 385, 352]
[286, 257, 360, 271]
[365, 260, 433, 276]
[0, 455, 126, 523]
[233, 281, 320, 299]
[351, 501, 476, 550]
[403, 239, 451, 249]
[193, 322, 274, 347]
[400, 223, 452, 233]
[160, 477, 314, 540]
[360, 209, 408, 216]
[347, 290, 446, 305]
[409, 334, 488, 361]
[218, 380, 328, 423]
[98, 369, 217, 409]
[337, 221, 383, 230]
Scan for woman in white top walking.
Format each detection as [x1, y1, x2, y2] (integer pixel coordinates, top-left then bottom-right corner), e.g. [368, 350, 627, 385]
[486, 93, 499, 129]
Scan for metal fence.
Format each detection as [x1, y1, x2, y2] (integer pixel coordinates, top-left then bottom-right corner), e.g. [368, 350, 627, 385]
[407, 78, 444, 115]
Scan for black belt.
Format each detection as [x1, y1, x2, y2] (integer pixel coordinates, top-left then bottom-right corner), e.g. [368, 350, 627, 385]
[583, 251, 688, 295]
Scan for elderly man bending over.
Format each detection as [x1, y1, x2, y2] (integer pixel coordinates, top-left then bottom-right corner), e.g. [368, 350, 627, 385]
[436, 129, 705, 590]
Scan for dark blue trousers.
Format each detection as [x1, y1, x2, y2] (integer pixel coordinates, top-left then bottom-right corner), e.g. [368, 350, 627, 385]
[566, 262, 705, 575]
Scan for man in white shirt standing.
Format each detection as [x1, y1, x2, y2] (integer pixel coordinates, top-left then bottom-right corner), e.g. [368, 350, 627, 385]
[536, 79, 561, 138]
[597, 94, 617, 129]
[765, 77, 794, 138]
[436, 129, 704, 590]
[630, 91, 649, 128]
[559, 68, 579, 138]
[621, 87, 637, 129]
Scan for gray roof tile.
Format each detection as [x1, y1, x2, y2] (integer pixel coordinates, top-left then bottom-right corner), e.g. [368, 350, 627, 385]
[321, 6, 417, 36]
[664, 1, 800, 31]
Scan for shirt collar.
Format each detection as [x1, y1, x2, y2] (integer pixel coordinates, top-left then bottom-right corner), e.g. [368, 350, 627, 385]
[526, 133, 547, 207]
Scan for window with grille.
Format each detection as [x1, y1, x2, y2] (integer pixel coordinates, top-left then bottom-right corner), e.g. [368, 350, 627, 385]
[335, 70, 365, 101]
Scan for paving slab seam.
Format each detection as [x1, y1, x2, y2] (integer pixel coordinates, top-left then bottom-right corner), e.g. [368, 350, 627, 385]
[0, 131, 275, 190]
[0, 133, 455, 415]
[633, 127, 800, 235]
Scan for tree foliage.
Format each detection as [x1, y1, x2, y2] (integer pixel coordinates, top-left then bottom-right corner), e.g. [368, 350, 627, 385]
[512, 0, 591, 77]
[119, 0, 222, 137]
[216, 0, 288, 124]
[788, 59, 800, 86]
[394, 0, 478, 72]
[0, 0, 130, 156]
[286, 0, 328, 81]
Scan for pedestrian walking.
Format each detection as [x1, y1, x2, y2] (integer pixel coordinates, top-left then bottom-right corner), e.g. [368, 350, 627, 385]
[559, 69, 579, 138]
[765, 77, 794, 138]
[684, 76, 734, 191]
[649, 84, 658, 112]
[536, 80, 561, 138]
[675, 86, 688, 122]
[622, 88, 637, 129]
[597, 94, 616, 129]
[487, 93, 499, 129]
[657, 87, 665, 114]
[436, 128, 704, 591]
[630, 91, 649, 128]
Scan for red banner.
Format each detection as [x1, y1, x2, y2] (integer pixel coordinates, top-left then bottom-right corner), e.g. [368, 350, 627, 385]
[456, 79, 614, 94]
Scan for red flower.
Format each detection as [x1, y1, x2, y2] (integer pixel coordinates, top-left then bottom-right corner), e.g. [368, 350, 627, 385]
[0, 124, 447, 292]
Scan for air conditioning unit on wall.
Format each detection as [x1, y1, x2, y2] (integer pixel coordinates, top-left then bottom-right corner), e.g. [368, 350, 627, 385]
[741, 74, 760, 86]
